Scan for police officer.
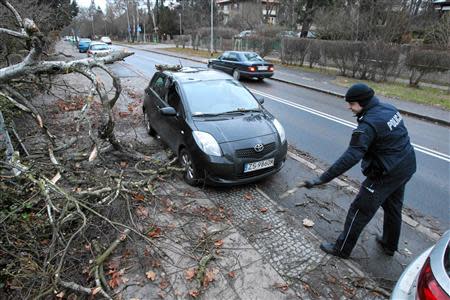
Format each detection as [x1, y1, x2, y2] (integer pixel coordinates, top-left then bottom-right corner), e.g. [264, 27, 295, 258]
[305, 83, 416, 258]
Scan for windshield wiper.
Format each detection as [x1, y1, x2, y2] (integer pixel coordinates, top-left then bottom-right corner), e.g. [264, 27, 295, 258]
[227, 108, 261, 113]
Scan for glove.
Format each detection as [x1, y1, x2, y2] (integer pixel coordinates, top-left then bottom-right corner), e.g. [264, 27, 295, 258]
[304, 177, 324, 189]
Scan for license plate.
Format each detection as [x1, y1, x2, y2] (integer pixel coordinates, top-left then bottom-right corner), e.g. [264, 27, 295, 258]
[244, 158, 275, 173]
[257, 66, 268, 71]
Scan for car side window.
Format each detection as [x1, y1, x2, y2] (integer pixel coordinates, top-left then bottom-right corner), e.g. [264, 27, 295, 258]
[221, 52, 229, 60]
[150, 74, 167, 99]
[167, 86, 184, 118]
[228, 53, 239, 62]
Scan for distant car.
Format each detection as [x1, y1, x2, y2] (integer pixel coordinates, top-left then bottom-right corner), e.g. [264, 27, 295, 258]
[391, 230, 449, 300]
[235, 30, 256, 38]
[207, 51, 274, 81]
[100, 36, 112, 44]
[78, 38, 91, 53]
[278, 31, 297, 38]
[142, 65, 287, 186]
[87, 42, 112, 57]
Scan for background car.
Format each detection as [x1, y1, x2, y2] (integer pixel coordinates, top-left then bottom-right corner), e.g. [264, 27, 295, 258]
[100, 36, 112, 44]
[77, 38, 91, 53]
[207, 51, 274, 81]
[87, 42, 112, 57]
[391, 230, 449, 300]
[142, 65, 287, 186]
[235, 30, 256, 38]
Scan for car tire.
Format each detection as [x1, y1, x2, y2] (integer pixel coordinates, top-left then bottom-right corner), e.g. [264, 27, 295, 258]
[143, 109, 156, 136]
[179, 148, 202, 186]
[257, 77, 264, 82]
[232, 69, 241, 81]
[207, 62, 212, 69]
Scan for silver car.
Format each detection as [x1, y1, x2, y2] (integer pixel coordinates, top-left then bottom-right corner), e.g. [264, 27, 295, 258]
[391, 230, 449, 299]
[87, 42, 112, 57]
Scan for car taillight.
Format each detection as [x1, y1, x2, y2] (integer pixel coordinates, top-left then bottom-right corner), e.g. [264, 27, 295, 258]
[416, 258, 450, 300]
[87, 50, 92, 54]
[269, 66, 274, 72]
[248, 66, 256, 72]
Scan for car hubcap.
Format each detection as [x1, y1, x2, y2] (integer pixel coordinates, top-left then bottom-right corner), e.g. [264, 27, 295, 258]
[182, 153, 194, 179]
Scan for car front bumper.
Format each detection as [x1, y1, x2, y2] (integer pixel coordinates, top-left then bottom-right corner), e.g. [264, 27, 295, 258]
[191, 140, 287, 186]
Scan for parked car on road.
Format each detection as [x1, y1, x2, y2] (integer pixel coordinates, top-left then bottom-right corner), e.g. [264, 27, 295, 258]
[78, 38, 91, 53]
[100, 36, 112, 44]
[235, 30, 256, 38]
[142, 65, 287, 186]
[391, 230, 449, 300]
[207, 51, 274, 81]
[87, 42, 112, 57]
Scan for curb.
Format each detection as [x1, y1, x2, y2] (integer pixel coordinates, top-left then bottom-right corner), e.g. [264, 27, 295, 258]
[119, 43, 450, 127]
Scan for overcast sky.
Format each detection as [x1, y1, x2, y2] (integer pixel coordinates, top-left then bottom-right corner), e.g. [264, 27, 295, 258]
[76, 0, 107, 12]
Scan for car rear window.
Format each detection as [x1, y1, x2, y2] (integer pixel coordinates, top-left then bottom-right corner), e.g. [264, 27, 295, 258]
[91, 44, 109, 50]
[242, 53, 264, 62]
[182, 79, 259, 115]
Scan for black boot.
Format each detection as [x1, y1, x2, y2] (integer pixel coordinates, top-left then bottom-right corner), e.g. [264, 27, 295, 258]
[320, 242, 349, 259]
[375, 235, 395, 256]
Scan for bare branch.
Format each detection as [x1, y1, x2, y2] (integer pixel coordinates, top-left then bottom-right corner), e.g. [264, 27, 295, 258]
[0, 27, 27, 39]
[0, 0, 24, 28]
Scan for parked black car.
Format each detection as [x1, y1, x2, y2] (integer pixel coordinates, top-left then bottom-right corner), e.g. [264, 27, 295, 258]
[143, 65, 287, 186]
[207, 51, 274, 81]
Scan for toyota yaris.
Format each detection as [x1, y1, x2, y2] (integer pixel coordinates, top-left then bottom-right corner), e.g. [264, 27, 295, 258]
[143, 65, 287, 186]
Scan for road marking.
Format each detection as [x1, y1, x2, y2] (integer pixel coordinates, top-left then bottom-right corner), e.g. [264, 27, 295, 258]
[250, 89, 450, 163]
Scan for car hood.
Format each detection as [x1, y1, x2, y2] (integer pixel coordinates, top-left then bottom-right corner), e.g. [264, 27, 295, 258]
[193, 113, 275, 143]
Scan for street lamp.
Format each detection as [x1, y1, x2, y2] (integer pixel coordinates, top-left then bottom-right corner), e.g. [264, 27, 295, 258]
[179, 13, 182, 35]
[210, 0, 213, 56]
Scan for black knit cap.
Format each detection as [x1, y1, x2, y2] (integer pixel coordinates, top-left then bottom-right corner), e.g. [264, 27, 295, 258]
[345, 83, 374, 106]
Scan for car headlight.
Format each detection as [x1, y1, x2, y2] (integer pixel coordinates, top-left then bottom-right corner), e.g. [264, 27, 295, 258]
[192, 131, 222, 156]
[273, 119, 286, 143]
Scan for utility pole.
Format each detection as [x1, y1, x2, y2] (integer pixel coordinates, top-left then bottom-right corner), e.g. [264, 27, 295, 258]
[179, 13, 182, 35]
[210, 0, 214, 56]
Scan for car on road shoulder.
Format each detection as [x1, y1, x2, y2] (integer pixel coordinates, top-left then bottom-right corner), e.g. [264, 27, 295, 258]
[87, 42, 112, 58]
[78, 38, 91, 53]
[100, 36, 112, 44]
[391, 230, 449, 300]
[142, 65, 287, 186]
[207, 51, 274, 81]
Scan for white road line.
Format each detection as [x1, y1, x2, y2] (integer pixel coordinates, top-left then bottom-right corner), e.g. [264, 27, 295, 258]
[250, 89, 450, 163]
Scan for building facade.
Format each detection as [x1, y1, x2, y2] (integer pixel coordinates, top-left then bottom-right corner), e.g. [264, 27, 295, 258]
[216, 0, 280, 25]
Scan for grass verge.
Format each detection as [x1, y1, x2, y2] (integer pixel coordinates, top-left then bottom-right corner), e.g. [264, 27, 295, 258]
[333, 77, 450, 110]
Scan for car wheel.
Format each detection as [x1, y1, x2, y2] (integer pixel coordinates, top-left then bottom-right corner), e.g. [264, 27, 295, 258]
[179, 148, 201, 186]
[232, 69, 241, 81]
[143, 109, 156, 136]
[257, 77, 264, 82]
[207, 62, 212, 68]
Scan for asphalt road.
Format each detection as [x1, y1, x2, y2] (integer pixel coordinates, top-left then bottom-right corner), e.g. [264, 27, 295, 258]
[111, 45, 450, 229]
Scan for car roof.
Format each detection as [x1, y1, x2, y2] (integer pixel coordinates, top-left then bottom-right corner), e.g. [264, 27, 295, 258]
[160, 67, 233, 83]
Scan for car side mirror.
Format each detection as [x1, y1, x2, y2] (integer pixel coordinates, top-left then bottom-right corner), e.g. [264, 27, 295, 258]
[144, 87, 151, 95]
[256, 96, 264, 104]
[160, 106, 177, 116]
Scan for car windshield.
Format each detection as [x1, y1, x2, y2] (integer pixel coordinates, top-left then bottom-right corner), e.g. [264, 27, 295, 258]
[91, 44, 109, 50]
[242, 53, 263, 62]
[182, 79, 260, 116]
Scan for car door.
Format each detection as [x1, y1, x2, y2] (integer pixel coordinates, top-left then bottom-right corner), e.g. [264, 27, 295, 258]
[145, 73, 168, 135]
[214, 52, 229, 71]
[224, 52, 239, 74]
[164, 84, 187, 152]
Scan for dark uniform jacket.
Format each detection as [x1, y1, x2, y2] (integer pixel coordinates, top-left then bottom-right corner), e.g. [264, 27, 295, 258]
[320, 97, 416, 183]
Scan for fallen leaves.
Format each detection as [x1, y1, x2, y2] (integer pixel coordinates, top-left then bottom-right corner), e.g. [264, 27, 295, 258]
[146, 271, 157, 281]
[243, 192, 254, 200]
[132, 193, 145, 201]
[302, 218, 315, 227]
[184, 268, 196, 281]
[147, 227, 161, 238]
[260, 207, 268, 213]
[188, 290, 200, 298]
[214, 239, 224, 248]
[227, 271, 236, 278]
[274, 282, 289, 293]
[135, 206, 149, 219]
[202, 268, 219, 288]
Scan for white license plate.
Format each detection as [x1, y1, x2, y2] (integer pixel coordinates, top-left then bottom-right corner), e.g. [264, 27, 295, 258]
[257, 66, 268, 71]
[244, 158, 275, 173]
